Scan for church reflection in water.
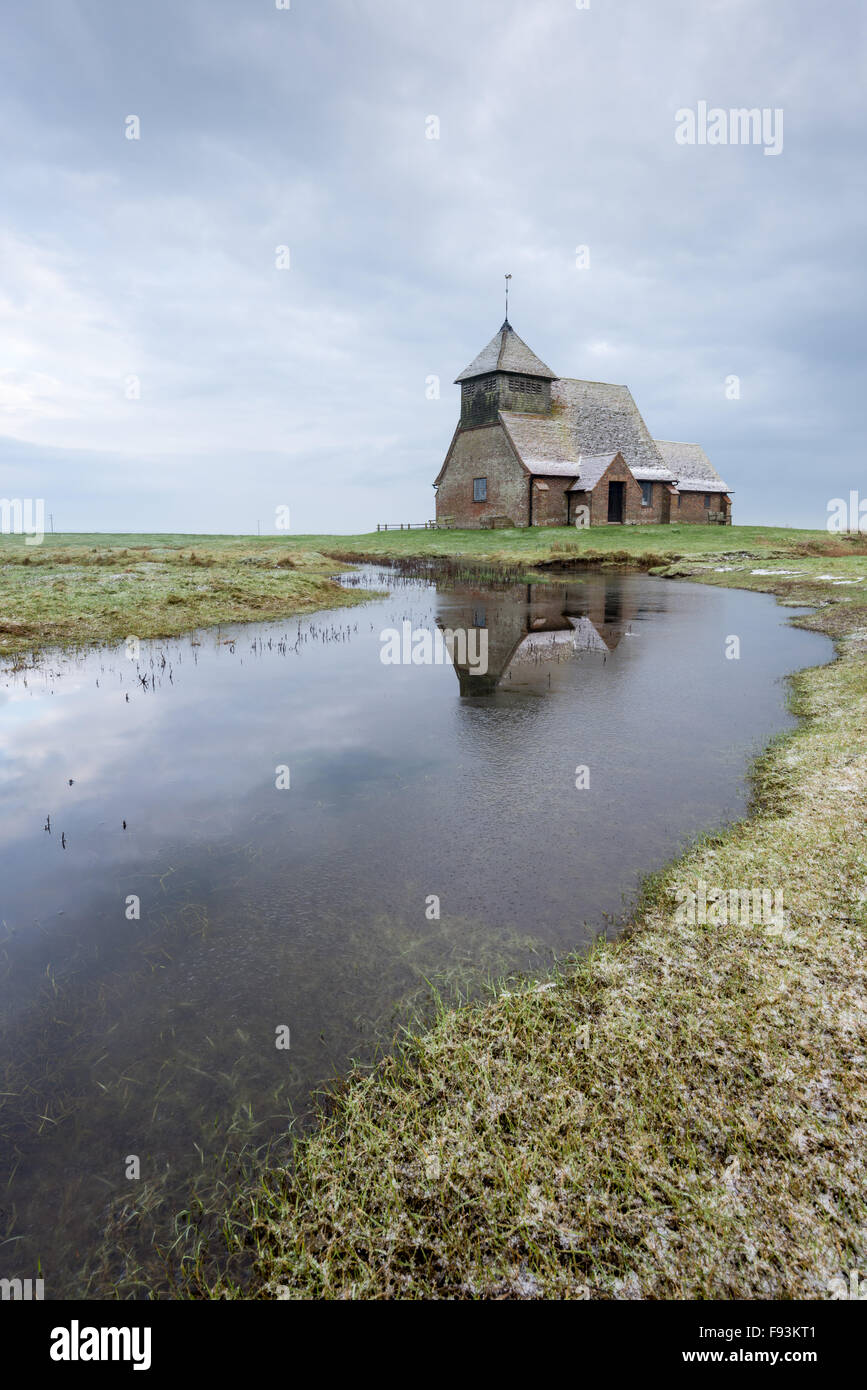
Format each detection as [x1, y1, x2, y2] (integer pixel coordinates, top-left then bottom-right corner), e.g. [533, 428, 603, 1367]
[435, 575, 651, 696]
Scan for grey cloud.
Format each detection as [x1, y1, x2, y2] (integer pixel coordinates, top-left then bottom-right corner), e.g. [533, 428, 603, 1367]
[0, 0, 863, 532]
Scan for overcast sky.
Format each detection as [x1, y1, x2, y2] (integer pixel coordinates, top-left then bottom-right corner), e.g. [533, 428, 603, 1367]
[1, 0, 864, 535]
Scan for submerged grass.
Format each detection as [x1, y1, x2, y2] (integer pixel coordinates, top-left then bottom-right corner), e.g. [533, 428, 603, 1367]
[0, 826, 550, 1299]
[192, 552, 867, 1300]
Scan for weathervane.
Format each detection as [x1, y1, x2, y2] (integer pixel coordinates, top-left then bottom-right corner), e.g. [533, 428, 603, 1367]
[505, 273, 512, 323]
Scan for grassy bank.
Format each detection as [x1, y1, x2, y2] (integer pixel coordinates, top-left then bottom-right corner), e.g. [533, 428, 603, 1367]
[191, 542, 867, 1300]
[258, 522, 867, 569]
[4, 524, 865, 661]
[0, 537, 373, 661]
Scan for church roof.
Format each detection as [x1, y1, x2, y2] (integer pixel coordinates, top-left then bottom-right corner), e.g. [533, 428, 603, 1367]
[567, 454, 623, 490]
[654, 440, 730, 492]
[498, 378, 673, 482]
[553, 379, 672, 476]
[499, 411, 576, 474]
[455, 321, 558, 383]
[442, 329, 727, 495]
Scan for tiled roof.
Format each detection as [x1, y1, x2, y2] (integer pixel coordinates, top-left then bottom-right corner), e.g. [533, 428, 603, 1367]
[498, 392, 727, 494]
[500, 374, 670, 484]
[553, 379, 669, 475]
[567, 454, 621, 490]
[444, 337, 726, 498]
[455, 321, 557, 383]
[674, 480, 731, 493]
[500, 411, 577, 474]
[630, 466, 676, 482]
[655, 440, 730, 492]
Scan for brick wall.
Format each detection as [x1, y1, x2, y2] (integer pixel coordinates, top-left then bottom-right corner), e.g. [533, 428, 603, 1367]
[530, 474, 572, 525]
[435, 424, 529, 527]
[570, 456, 652, 526]
[435, 424, 731, 528]
[622, 473, 669, 525]
[674, 491, 731, 523]
[530, 461, 677, 527]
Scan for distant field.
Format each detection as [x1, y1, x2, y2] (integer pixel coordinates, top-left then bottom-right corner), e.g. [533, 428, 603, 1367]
[2, 522, 858, 564]
[281, 522, 867, 565]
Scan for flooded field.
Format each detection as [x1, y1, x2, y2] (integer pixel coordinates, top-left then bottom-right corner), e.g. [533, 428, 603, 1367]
[0, 567, 832, 1297]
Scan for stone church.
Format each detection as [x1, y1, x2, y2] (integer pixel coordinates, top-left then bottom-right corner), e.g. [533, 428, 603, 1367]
[433, 321, 731, 528]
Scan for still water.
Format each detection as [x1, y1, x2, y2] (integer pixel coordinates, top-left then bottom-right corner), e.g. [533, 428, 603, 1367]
[0, 568, 831, 1296]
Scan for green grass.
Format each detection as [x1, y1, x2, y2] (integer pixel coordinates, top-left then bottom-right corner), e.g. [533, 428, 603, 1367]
[5, 523, 865, 567]
[0, 537, 374, 661]
[223, 522, 867, 568]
